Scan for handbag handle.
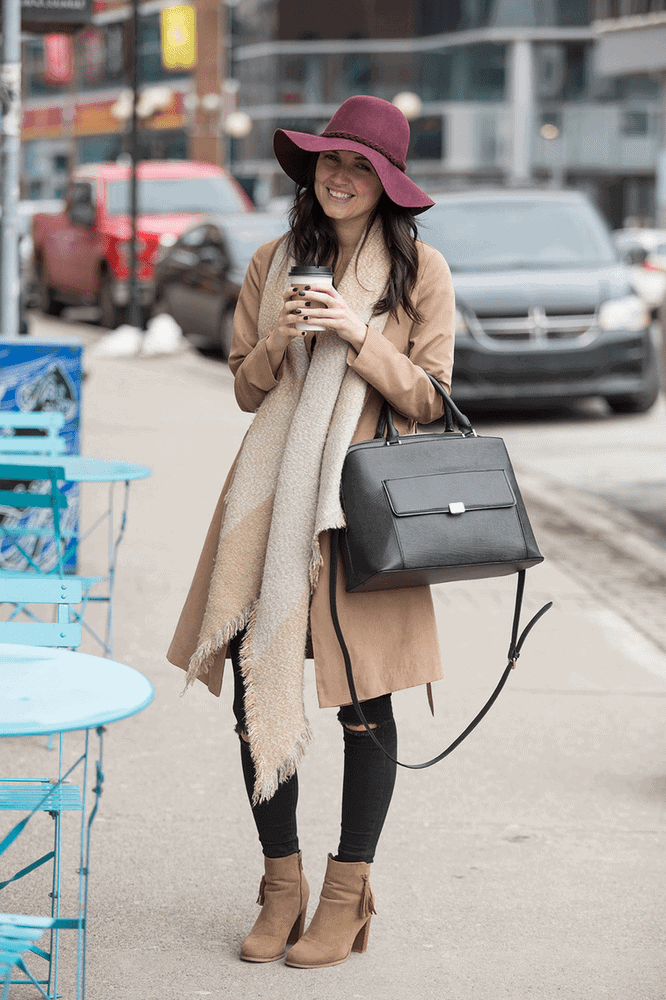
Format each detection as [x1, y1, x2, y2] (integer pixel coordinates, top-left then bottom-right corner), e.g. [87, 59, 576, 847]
[329, 528, 552, 769]
[374, 372, 476, 441]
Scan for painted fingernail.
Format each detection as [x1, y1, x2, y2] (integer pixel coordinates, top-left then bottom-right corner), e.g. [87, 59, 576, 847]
[302, 316, 309, 321]
[298, 291, 306, 296]
[292, 287, 298, 292]
[294, 309, 302, 314]
[304, 285, 311, 290]
[305, 301, 311, 307]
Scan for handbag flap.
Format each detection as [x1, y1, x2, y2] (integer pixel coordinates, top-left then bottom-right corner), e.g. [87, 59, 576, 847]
[383, 469, 516, 517]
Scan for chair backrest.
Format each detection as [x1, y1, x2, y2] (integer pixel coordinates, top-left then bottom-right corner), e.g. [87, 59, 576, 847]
[0, 412, 66, 456]
[0, 464, 67, 576]
[0, 577, 81, 647]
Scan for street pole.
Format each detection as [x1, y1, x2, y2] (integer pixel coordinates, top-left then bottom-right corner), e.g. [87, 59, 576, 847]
[126, 0, 141, 329]
[0, 0, 22, 338]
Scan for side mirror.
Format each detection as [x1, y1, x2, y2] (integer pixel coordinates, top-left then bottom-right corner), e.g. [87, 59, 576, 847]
[69, 202, 96, 228]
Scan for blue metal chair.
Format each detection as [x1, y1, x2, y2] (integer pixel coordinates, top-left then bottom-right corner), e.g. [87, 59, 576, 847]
[0, 915, 79, 1000]
[0, 463, 102, 644]
[0, 578, 84, 997]
[0, 412, 67, 458]
[0, 571, 82, 648]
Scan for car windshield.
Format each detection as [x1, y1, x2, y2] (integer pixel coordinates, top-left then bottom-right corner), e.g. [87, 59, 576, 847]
[420, 199, 617, 272]
[105, 176, 248, 216]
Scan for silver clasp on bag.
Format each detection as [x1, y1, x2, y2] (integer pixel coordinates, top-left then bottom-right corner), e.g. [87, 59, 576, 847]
[448, 502, 466, 515]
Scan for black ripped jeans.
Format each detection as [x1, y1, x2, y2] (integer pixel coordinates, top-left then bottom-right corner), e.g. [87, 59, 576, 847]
[229, 633, 397, 864]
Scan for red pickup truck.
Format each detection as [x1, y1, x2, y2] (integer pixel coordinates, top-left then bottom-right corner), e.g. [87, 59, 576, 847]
[32, 160, 253, 328]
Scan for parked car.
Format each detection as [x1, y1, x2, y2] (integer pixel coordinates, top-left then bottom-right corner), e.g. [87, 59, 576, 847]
[32, 161, 253, 329]
[611, 227, 666, 315]
[153, 212, 287, 356]
[420, 189, 659, 413]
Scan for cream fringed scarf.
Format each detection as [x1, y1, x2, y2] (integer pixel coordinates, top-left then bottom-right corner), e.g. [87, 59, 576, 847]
[184, 222, 391, 803]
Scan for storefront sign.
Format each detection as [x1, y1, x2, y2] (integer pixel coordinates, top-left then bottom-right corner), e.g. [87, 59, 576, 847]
[18, 0, 93, 34]
[44, 34, 74, 85]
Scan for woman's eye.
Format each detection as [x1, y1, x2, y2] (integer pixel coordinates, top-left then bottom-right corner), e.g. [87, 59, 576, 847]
[357, 163, 370, 172]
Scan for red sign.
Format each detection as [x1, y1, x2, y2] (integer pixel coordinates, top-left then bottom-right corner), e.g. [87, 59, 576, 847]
[44, 34, 74, 86]
[80, 28, 106, 84]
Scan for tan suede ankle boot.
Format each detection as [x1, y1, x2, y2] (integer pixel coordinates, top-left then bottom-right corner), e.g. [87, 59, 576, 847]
[240, 851, 309, 963]
[285, 854, 376, 968]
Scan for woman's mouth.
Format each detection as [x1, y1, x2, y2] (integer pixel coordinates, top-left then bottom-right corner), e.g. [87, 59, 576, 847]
[327, 188, 353, 202]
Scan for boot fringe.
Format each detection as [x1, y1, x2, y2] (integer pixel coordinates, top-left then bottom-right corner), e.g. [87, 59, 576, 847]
[257, 875, 267, 906]
[360, 875, 377, 918]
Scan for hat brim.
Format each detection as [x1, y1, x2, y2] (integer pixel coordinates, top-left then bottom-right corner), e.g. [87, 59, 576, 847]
[273, 129, 434, 215]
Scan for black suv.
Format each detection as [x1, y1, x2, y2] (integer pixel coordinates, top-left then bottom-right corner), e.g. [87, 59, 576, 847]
[420, 189, 660, 413]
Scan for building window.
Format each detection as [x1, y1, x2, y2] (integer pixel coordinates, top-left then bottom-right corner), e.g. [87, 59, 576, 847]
[621, 110, 650, 136]
[343, 52, 373, 94]
[420, 50, 454, 101]
[420, 44, 506, 101]
[465, 44, 506, 100]
[409, 116, 445, 160]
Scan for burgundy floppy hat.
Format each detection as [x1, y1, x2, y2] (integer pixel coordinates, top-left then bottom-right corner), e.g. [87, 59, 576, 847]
[273, 95, 434, 214]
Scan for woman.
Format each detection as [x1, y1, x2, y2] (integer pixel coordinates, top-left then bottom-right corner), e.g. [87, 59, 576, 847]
[167, 95, 455, 969]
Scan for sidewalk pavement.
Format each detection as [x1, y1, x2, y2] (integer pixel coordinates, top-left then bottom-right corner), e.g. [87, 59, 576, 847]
[2, 319, 665, 1000]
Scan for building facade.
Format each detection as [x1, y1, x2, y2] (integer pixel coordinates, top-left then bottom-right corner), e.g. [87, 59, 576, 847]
[592, 0, 666, 226]
[19, 0, 665, 227]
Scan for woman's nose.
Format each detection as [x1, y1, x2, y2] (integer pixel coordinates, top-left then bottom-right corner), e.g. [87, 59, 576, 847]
[330, 165, 350, 183]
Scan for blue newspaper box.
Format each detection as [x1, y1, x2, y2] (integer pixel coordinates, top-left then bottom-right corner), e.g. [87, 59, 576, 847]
[0, 337, 83, 572]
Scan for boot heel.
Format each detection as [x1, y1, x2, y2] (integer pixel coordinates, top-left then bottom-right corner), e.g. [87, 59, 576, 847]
[287, 905, 308, 945]
[352, 918, 371, 954]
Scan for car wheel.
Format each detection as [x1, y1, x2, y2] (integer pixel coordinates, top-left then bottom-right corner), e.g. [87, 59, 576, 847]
[219, 303, 235, 359]
[606, 382, 660, 414]
[98, 272, 125, 330]
[35, 261, 64, 317]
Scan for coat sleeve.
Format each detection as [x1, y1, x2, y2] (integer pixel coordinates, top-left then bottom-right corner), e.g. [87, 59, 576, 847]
[228, 239, 288, 413]
[346, 246, 455, 425]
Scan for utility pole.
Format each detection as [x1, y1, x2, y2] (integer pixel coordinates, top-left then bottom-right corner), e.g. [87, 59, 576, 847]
[0, 0, 22, 339]
[126, 0, 142, 330]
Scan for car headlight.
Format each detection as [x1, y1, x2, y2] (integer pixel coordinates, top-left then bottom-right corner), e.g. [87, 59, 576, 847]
[598, 295, 649, 332]
[455, 308, 472, 338]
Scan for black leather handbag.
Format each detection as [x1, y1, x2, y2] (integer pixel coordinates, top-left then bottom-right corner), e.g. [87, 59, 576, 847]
[329, 373, 552, 768]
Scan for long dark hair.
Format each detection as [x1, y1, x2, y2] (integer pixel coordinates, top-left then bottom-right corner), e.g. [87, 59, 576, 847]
[286, 155, 423, 324]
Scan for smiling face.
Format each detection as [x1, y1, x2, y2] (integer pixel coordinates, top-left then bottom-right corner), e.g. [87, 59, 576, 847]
[314, 150, 384, 233]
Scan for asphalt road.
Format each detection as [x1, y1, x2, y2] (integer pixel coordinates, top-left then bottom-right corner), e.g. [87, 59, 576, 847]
[2, 313, 665, 1000]
[468, 391, 666, 550]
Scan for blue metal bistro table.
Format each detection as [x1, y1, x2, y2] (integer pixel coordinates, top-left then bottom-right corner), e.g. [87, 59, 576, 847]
[1, 455, 151, 657]
[0, 644, 154, 998]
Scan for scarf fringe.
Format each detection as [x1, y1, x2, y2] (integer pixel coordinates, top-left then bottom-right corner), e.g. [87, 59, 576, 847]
[250, 726, 313, 806]
[309, 518, 346, 593]
[182, 604, 255, 693]
[238, 602, 314, 805]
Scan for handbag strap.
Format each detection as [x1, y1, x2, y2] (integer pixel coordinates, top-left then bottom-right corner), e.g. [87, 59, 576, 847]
[329, 528, 552, 769]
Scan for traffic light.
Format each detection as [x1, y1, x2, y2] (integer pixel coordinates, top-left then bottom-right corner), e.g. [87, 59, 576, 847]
[160, 5, 197, 71]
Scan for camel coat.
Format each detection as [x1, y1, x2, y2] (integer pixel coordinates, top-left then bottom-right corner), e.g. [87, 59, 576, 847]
[167, 235, 456, 708]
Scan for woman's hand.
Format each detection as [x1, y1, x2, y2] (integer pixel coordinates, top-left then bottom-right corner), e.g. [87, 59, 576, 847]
[264, 286, 317, 372]
[292, 284, 368, 352]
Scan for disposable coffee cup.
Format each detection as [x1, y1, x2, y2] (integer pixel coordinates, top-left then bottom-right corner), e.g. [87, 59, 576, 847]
[289, 265, 334, 332]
